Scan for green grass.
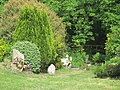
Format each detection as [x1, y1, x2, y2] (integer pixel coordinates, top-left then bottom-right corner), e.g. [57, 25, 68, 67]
[0, 63, 120, 90]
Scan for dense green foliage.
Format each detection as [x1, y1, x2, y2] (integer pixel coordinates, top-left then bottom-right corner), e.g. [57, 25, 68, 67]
[12, 41, 41, 73]
[103, 0, 120, 56]
[106, 57, 120, 77]
[94, 63, 107, 78]
[0, 0, 8, 13]
[12, 6, 56, 72]
[46, 0, 93, 47]
[45, 0, 120, 56]
[92, 52, 101, 63]
[116, 46, 120, 56]
[105, 30, 120, 57]
[94, 56, 120, 78]
[0, 39, 7, 62]
[0, 0, 66, 60]
[71, 52, 87, 68]
[92, 52, 105, 63]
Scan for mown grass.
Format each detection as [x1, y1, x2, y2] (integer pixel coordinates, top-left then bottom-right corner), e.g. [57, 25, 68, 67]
[0, 63, 120, 90]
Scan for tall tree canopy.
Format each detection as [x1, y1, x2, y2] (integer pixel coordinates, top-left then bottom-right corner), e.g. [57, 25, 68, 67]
[44, 0, 120, 55]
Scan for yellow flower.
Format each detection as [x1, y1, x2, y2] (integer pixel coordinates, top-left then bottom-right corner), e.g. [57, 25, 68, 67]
[23, 65, 27, 69]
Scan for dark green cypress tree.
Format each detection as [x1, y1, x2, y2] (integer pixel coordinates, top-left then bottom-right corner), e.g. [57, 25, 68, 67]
[13, 6, 56, 72]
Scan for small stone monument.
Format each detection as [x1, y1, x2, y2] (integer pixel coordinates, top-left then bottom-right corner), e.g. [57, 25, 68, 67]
[11, 49, 24, 72]
[47, 64, 56, 75]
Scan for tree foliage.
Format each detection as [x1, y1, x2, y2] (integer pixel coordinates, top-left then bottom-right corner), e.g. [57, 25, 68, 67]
[45, 0, 120, 55]
[45, 0, 94, 47]
[105, 30, 120, 57]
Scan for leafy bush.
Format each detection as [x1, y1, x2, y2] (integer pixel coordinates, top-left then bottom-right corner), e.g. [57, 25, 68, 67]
[0, 39, 7, 62]
[12, 6, 56, 72]
[116, 46, 120, 56]
[71, 52, 87, 68]
[92, 52, 106, 64]
[105, 31, 120, 57]
[94, 57, 120, 78]
[94, 63, 107, 78]
[92, 52, 101, 63]
[12, 41, 41, 74]
[105, 57, 120, 77]
[0, 0, 66, 60]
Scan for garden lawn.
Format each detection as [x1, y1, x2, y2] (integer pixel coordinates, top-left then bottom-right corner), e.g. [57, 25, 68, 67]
[0, 63, 120, 90]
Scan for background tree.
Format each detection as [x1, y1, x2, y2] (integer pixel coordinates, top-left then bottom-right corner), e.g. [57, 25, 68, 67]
[45, 0, 120, 56]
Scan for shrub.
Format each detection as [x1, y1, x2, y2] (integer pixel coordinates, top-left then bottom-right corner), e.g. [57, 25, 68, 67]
[12, 41, 41, 74]
[116, 46, 120, 56]
[0, 39, 7, 62]
[12, 6, 56, 72]
[94, 57, 120, 78]
[105, 57, 120, 77]
[92, 52, 106, 64]
[0, 0, 66, 60]
[71, 52, 87, 68]
[94, 63, 107, 78]
[92, 52, 101, 63]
